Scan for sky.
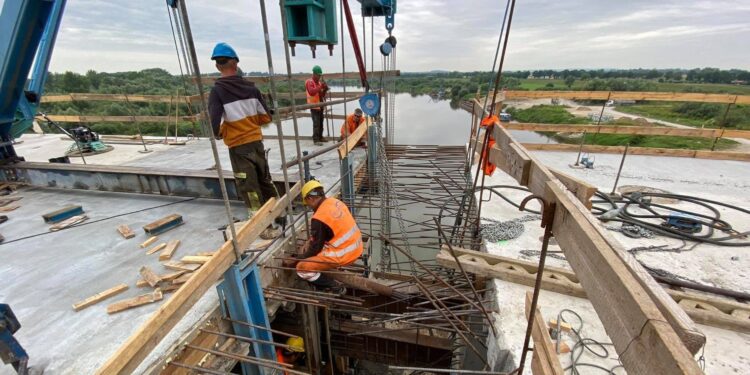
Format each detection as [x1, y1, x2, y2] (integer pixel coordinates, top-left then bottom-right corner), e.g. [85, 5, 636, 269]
[3, 0, 749, 74]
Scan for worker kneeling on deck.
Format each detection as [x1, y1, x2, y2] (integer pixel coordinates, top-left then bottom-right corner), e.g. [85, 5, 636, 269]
[292, 180, 363, 293]
[208, 42, 282, 239]
[339, 108, 366, 147]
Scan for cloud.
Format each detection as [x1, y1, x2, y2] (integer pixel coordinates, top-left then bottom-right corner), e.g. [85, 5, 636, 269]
[19, 0, 747, 73]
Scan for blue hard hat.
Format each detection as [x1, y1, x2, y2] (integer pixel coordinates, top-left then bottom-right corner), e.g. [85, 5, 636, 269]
[211, 42, 239, 61]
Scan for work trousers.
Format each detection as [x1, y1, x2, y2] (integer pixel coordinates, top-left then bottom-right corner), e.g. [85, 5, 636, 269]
[311, 109, 324, 141]
[228, 141, 278, 211]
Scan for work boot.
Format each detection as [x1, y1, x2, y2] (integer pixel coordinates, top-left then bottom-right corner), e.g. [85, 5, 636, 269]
[319, 136, 329, 143]
[275, 216, 287, 230]
[260, 226, 281, 240]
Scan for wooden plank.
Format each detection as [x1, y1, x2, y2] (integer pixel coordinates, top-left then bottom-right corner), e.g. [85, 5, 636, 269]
[41, 115, 195, 123]
[159, 239, 181, 261]
[140, 236, 158, 248]
[502, 122, 750, 140]
[117, 225, 136, 239]
[139, 266, 161, 288]
[41, 93, 183, 103]
[136, 271, 186, 287]
[547, 182, 702, 372]
[521, 143, 750, 162]
[143, 214, 183, 235]
[106, 289, 163, 314]
[49, 215, 88, 231]
[338, 120, 370, 158]
[163, 261, 201, 272]
[72, 284, 129, 311]
[549, 168, 597, 210]
[436, 247, 750, 334]
[181, 255, 212, 264]
[523, 143, 750, 161]
[171, 272, 193, 285]
[200, 70, 400, 84]
[524, 292, 564, 375]
[503, 90, 747, 104]
[97, 181, 301, 374]
[146, 242, 167, 255]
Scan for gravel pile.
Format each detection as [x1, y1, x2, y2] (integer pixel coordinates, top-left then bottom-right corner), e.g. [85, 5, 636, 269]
[480, 215, 541, 242]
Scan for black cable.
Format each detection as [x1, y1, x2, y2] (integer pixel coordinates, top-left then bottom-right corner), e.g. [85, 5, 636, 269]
[554, 309, 622, 375]
[0, 196, 198, 246]
[592, 190, 750, 246]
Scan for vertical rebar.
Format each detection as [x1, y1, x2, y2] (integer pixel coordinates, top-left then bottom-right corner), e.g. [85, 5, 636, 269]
[610, 143, 629, 196]
[278, 0, 310, 235]
[259, 0, 297, 246]
[176, 0, 241, 262]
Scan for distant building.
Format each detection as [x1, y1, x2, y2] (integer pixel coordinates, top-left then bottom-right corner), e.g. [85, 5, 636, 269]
[731, 80, 747, 85]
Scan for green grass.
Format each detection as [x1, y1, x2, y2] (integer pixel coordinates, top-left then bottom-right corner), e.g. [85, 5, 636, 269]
[616, 102, 750, 130]
[615, 103, 711, 127]
[554, 133, 737, 151]
[506, 105, 587, 124]
[508, 104, 741, 150]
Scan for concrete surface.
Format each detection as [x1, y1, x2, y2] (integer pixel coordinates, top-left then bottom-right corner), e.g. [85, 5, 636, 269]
[0, 134, 362, 374]
[478, 150, 750, 374]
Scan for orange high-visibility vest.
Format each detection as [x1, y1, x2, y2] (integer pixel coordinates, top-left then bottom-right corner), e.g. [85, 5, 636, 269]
[480, 115, 498, 176]
[312, 198, 363, 265]
[276, 348, 289, 375]
[306, 78, 323, 110]
[340, 113, 365, 138]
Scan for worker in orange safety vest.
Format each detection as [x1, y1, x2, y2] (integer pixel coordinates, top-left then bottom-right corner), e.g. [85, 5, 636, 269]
[306, 65, 329, 144]
[289, 180, 363, 294]
[276, 336, 305, 375]
[339, 108, 366, 145]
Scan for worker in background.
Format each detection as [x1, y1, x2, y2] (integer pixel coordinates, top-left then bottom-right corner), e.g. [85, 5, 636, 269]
[340, 108, 366, 146]
[208, 42, 282, 239]
[277, 337, 305, 374]
[290, 180, 363, 293]
[306, 65, 329, 145]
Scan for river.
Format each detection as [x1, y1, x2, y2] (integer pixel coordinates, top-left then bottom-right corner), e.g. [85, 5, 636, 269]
[267, 91, 555, 145]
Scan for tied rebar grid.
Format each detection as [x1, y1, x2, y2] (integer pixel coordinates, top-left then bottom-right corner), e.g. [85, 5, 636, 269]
[352, 144, 480, 274]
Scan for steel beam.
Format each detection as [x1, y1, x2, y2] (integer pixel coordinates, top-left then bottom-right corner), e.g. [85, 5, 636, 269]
[0, 161, 298, 200]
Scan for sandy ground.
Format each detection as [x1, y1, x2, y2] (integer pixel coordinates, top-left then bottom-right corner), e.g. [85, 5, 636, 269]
[477, 150, 750, 374]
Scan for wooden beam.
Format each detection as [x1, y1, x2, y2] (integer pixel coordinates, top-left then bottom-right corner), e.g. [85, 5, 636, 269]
[106, 289, 163, 314]
[547, 182, 703, 372]
[436, 247, 750, 334]
[548, 168, 597, 210]
[139, 266, 162, 288]
[502, 90, 748, 105]
[117, 225, 135, 239]
[40, 115, 196, 123]
[475, 117, 704, 373]
[338, 120, 370, 159]
[521, 143, 750, 162]
[97, 181, 301, 374]
[72, 283, 129, 311]
[159, 239, 181, 261]
[41, 93, 183, 103]
[146, 242, 167, 255]
[502, 122, 750, 140]
[524, 292, 564, 375]
[199, 70, 400, 84]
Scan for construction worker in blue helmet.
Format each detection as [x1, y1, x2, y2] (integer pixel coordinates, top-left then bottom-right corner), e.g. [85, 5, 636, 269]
[208, 42, 284, 239]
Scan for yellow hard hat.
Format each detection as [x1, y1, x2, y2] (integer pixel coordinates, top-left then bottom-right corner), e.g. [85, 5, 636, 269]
[286, 336, 305, 352]
[301, 180, 324, 201]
